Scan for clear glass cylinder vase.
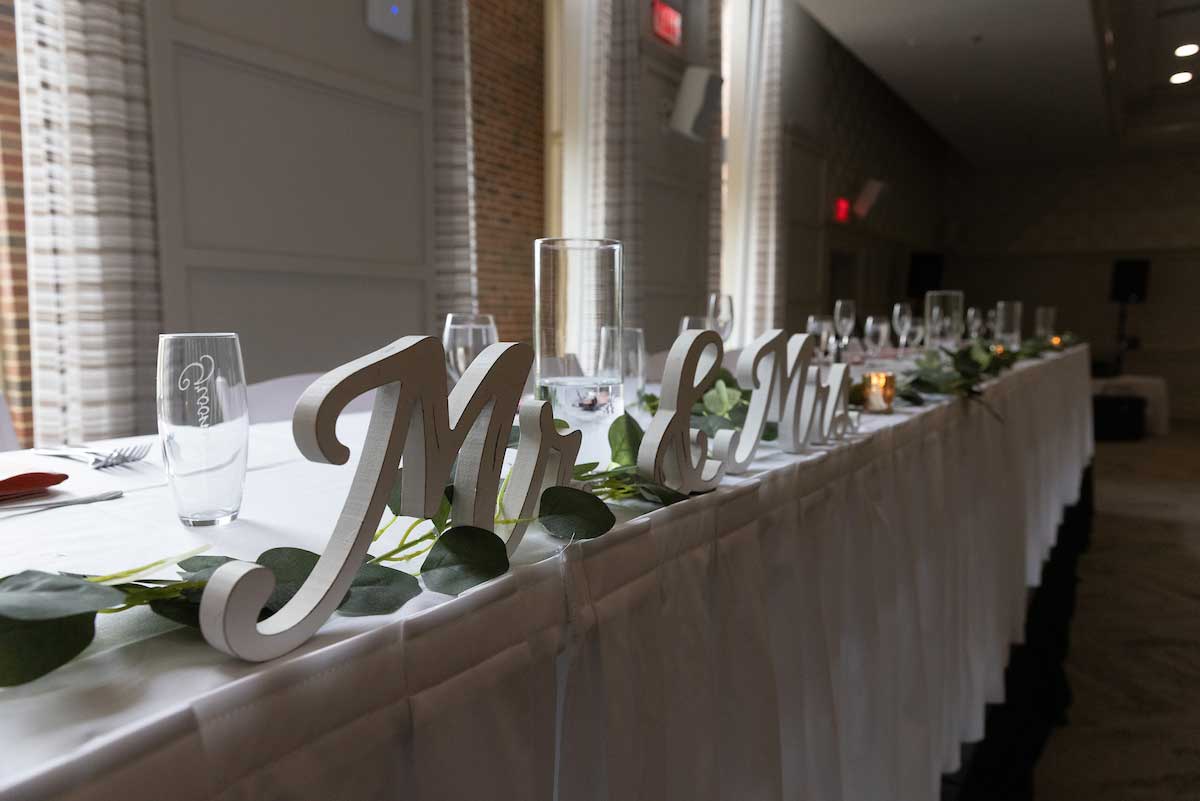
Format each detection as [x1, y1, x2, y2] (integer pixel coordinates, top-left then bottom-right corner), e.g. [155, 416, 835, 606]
[534, 238, 624, 465]
[925, 290, 965, 353]
[995, 300, 1024, 350]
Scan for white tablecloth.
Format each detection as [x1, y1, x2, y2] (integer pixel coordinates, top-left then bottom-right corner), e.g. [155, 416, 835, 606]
[0, 347, 1094, 801]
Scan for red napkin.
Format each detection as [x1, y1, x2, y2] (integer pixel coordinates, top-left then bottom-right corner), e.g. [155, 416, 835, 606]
[0, 472, 69, 503]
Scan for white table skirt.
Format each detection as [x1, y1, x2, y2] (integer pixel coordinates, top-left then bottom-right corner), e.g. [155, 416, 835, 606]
[0, 348, 1094, 801]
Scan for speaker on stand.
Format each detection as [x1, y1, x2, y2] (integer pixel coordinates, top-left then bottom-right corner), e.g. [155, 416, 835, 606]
[1110, 259, 1149, 376]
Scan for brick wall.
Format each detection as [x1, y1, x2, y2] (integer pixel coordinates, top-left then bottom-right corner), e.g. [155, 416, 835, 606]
[0, 0, 30, 446]
[469, 1, 544, 342]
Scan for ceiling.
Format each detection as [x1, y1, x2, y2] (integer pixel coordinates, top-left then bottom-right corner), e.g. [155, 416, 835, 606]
[798, 0, 1200, 166]
[1101, 0, 1200, 150]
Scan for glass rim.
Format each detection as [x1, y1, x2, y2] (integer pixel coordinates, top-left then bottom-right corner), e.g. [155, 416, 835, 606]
[159, 332, 239, 339]
[444, 312, 496, 323]
[534, 237, 622, 250]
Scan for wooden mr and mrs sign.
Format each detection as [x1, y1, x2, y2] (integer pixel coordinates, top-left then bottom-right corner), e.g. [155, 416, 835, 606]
[200, 328, 851, 661]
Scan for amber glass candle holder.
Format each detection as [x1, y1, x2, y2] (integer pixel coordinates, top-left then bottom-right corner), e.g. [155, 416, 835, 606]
[864, 371, 896, 413]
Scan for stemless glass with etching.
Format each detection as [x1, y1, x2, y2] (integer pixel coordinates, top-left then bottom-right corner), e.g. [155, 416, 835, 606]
[157, 333, 249, 527]
[534, 238, 623, 466]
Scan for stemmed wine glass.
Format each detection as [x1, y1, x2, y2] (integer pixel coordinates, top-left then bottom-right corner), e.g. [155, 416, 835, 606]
[443, 313, 499, 382]
[706, 293, 734, 340]
[966, 307, 984, 340]
[892, 302, 913, 355]
[806, 314, 836, 364]
[833, 299, 856, 356]
[909, 316, 926, 349]
[679, 315, 710, 335]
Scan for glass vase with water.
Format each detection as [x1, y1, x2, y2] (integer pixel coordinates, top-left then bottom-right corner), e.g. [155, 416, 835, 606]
[534, 238, 624, 466]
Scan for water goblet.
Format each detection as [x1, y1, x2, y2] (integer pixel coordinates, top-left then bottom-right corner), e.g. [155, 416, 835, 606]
[892, 302, 913, 354]
[443, 313, 499, 383]
[833, 299, 856, 354]
[706, 293, 734, 340]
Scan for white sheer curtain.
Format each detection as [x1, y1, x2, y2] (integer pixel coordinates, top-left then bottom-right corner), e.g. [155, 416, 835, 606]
[722, 0, 783, 346]
[15, 0, 160, 445]
[557, 0, 641, 358]
[432, 0, 478, 318]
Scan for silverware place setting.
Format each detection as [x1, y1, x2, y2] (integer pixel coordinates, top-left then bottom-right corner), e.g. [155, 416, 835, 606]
[32, 443, 153, 469]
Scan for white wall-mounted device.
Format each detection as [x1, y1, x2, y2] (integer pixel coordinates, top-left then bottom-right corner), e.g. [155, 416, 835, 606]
[366, 0, 413, 43]
[669, 66, 722, 141]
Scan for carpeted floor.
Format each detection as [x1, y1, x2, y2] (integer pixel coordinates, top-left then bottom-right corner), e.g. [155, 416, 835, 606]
[1034, 422, 1200, 800]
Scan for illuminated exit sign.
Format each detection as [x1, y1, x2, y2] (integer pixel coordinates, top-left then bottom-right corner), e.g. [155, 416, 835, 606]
[652, 0, 682, 47]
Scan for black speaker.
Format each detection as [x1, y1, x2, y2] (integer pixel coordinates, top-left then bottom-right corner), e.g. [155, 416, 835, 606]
[907, 252, 943, 298]
[1110, 259, 1149, 304]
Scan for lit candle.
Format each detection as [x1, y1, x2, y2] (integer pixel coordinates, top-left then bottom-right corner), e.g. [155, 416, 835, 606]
[864, 371, 895, 413]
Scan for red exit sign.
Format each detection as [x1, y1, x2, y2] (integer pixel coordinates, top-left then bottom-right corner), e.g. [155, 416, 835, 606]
[652, 0, 682, 47]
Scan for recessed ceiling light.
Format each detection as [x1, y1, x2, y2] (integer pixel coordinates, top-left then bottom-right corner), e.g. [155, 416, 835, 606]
[1170, 71, 1194, 84]
[1175, 43, 1199, 57]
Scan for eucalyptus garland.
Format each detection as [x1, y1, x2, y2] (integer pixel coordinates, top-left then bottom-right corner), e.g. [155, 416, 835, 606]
[0, 450, 625, 686]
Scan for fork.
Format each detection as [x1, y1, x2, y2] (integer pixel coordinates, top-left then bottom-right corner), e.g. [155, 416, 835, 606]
[34, 442, 153, 469]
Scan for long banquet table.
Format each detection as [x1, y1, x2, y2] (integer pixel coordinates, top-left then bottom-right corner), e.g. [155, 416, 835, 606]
[0, 347, 1093, 801]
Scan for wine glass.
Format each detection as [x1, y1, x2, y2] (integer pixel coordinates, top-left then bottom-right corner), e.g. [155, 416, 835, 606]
[706, 293, 734, 340]
[909, 316, 926, 349]
[966, 307, 984, 340]
[833, 299, 856, 353]
[863, 316, 890, 363]
[679, 315, 712, 335]
[443, 313, 499, 382]
[891, 302, 913, 354]
[806, 314, 836, 363]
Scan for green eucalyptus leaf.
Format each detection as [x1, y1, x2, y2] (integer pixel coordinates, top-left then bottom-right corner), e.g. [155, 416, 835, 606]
[608, 413, 644, 466]
[178, 555, 234, 583]
[572, 461, 600, 480]
[693, 413, 736, 438]
[702, 380, 742, 416]
[0, 612, 96, 686]
[420, 526, 509, 596]
[430, 485, 455, 533]
[848, 380, 866, 407]
[538, 486, 616, 540]
[705, 367, 740, 393]
[337, 563, 421, 616]
[0, 571, 125, 621]
[256, 548, 321, 612]
[554, 418, 570, 432]
[148, 596, 203, 628]
[387, 469, 405, 517]
[635, 481, 689, 506]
